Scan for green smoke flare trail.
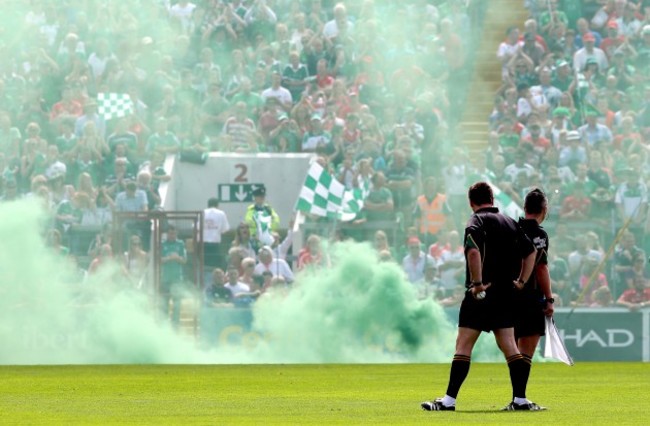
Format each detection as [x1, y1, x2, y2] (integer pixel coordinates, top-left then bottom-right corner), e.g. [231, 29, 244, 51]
[0, 200, 501, 364]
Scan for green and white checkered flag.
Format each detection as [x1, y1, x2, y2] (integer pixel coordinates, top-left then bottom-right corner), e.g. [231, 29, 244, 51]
[489, 183, 524, 219]
[340, 180, 370, 222]
[295, 162, 345, 218]
[97, 93, 134, 120]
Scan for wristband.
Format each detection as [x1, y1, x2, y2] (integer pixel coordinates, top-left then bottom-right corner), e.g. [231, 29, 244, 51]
[545, 297, 555, 304]
[469, 280, 482, 287]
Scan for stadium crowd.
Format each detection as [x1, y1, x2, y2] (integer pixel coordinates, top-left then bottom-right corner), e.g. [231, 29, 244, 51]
[485, 0, 650, 308]
[1, 0, 649, 314]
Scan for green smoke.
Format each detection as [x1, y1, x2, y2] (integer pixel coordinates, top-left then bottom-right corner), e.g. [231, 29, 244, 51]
[0, 199, 501, 364]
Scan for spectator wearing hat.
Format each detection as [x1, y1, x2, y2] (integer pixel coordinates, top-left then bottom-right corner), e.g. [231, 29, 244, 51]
[301, 113, 332, 153]
[549, 108, 573, 146]
[559, 130, 587, 167]
[600, 21, 626, 59]
[244, 185, 280, 247]
[402, 236, 435, 284]
[268, 113, 301, 152]
[573, 31, 609, 73]
[574, 18, 603, 49]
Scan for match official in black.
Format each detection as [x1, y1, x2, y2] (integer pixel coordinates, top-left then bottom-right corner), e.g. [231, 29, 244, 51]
[421, 182, 540, 412]
[514, 189, 554, 406]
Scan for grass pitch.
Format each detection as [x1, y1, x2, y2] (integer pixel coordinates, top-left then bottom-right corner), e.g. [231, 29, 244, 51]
[1, 363, 649, 425]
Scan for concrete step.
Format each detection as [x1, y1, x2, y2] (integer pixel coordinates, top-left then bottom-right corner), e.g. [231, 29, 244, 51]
[460, 0, 530, 153]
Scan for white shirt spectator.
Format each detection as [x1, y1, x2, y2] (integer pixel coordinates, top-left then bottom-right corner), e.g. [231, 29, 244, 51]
[578, 123, 613, 147]
[573, 47, 609, 72]
[504, 162, 535, 181]
[615, 181, 648, 219]
[402, 251, 436, 283]
[225, 281, 250, 297]
[438, 247, 464, 291]
[115, 189, 148, 212]
[254, 259, 294, 283]
[323, 19, 354, 39]
[616, 17, 642, 39]
[261, 86, 293, 106]
[88, 52, 116, 79]
[203, 207, 230, 243]
[169, 1, 196, 31]
[568, 249, 603, 275]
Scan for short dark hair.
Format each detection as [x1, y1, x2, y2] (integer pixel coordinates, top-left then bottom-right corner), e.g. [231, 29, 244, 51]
[208, 197, 219, 208]
[468, 182, 494, 206]
[524, 188, 547, 214]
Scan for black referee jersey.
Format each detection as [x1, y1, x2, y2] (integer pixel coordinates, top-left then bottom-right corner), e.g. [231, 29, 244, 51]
[515, 218, 549, 337]
[517, 218, 549, 295]
[464, 207, 536, 292]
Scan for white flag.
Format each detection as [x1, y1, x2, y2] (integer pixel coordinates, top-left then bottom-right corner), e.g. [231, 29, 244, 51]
[544, 317, 574, 366]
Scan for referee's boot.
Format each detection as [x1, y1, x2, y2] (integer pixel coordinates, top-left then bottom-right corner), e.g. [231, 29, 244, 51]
[421, 398, 455, 411]
[502, 400, 546, 411]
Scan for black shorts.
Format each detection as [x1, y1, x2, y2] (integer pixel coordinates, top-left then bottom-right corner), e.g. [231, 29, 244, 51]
[514, 295, 546, 339]
[458, 288, 515, 332]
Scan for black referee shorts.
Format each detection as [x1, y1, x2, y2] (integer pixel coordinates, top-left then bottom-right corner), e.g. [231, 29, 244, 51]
[458, 287, 516, 332]
[513, 294, 546, 339]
